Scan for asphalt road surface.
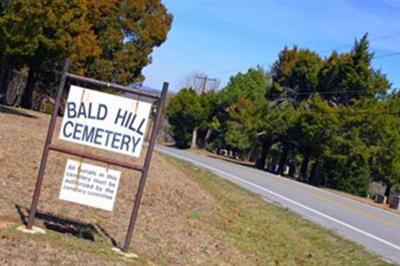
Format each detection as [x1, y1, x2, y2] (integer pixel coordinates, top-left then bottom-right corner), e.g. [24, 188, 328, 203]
[156, 145, 400, 264]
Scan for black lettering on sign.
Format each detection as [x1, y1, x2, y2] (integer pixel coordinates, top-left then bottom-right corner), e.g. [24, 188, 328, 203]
[62, 118, 144, 155]
[111, 132, 122, 149]
[114, 108, 127, 126]
[125, 112, 133, 127]
[82, 125, 96, 142]
[78, 103, 87, 118]
[63, 121, 74, 137]
[87, 103, 95, 119]
[137, 118, 145, 135]
[97, 104, 108, 120]
[94, 128, 104, 145]
[67, 102, 77, 118]
[104, 130, 114, 146]
[113, 108, 146, 135]
[67, 102, 108, 120]
[121, 135, 131, 152]
[131, 137, 141, 153]
[73, 123, 83, 140]
[128, 114, 137, 132]
[67, 164, 76, 171]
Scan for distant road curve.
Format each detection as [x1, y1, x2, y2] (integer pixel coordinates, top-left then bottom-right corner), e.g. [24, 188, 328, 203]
[156, 145, 400, 264]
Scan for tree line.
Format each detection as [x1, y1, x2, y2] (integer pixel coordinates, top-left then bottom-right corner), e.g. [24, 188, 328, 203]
[0, 0, 172, 109]
[167, 34, 400, 199]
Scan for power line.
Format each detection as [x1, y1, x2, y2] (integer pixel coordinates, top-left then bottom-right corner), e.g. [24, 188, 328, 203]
[370, 31, 400, 41]
[172, 31, 400, 85]
[211, 49, 400, 79]
[208, 32, 400, 78]
[374, 52, 400, 59]
[319, 31, 400, 54]
[269, 89, 384, 97]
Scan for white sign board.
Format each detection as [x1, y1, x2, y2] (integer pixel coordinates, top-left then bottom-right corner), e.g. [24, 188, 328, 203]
[59, 85, 152, 157]
[59, 159, 121, 211]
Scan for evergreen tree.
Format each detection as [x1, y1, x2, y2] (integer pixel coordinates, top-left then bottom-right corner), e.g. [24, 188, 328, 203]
[319, 34, 389, 106]
[368, 96, 400, 198]
[294, 95, 339, 183]
[166, 88, 206, 148]
[217, 68, 268, 153]
[269, 47, 322, 104]
[164, 34, 396, 199]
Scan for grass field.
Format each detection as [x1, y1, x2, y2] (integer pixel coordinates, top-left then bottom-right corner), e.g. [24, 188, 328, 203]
[0, 106, 392, 265]
[168, 157, 391, 266]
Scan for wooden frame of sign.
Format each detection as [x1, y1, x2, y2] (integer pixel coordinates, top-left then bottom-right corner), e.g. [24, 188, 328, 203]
[26, 60, 169, 252]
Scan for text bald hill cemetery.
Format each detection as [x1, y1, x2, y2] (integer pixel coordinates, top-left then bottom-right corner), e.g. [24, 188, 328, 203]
[59, 85, 152, 157]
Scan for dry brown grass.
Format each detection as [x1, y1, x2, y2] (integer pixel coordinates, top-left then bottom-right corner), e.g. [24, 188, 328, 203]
[0, 106, 390, 266]
[0, 106, 244, 265]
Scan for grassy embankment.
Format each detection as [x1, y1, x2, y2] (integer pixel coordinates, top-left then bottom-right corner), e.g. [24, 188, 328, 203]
[167, 157, 391, 266]
[0, 106, 391, 265]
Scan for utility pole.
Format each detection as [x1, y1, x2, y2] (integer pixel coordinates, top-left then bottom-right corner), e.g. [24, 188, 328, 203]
[195, 75, 217, 94]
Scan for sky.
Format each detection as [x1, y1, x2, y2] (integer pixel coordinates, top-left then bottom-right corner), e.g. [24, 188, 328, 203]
[142, 0, 400, 92]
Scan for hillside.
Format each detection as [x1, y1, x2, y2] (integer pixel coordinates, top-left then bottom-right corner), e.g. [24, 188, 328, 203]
[0, 105, 389, 265]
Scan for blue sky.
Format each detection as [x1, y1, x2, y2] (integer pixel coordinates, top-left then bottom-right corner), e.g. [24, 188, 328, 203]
[142, 0, 400, 92]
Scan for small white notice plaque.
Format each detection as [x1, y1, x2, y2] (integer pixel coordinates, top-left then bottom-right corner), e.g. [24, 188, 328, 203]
[59, 159, 121, 211]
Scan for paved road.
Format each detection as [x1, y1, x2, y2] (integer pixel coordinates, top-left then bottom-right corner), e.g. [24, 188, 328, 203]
[156, 145, 400, 264]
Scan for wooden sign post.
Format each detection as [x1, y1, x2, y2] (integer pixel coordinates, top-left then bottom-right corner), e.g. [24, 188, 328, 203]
[25, 60, 168, 253]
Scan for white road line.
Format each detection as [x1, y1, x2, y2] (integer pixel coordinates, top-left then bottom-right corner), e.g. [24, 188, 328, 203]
[157, 148, 400, 252]
[194, 149, 400, 219]
[261, 170, 400, 219]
